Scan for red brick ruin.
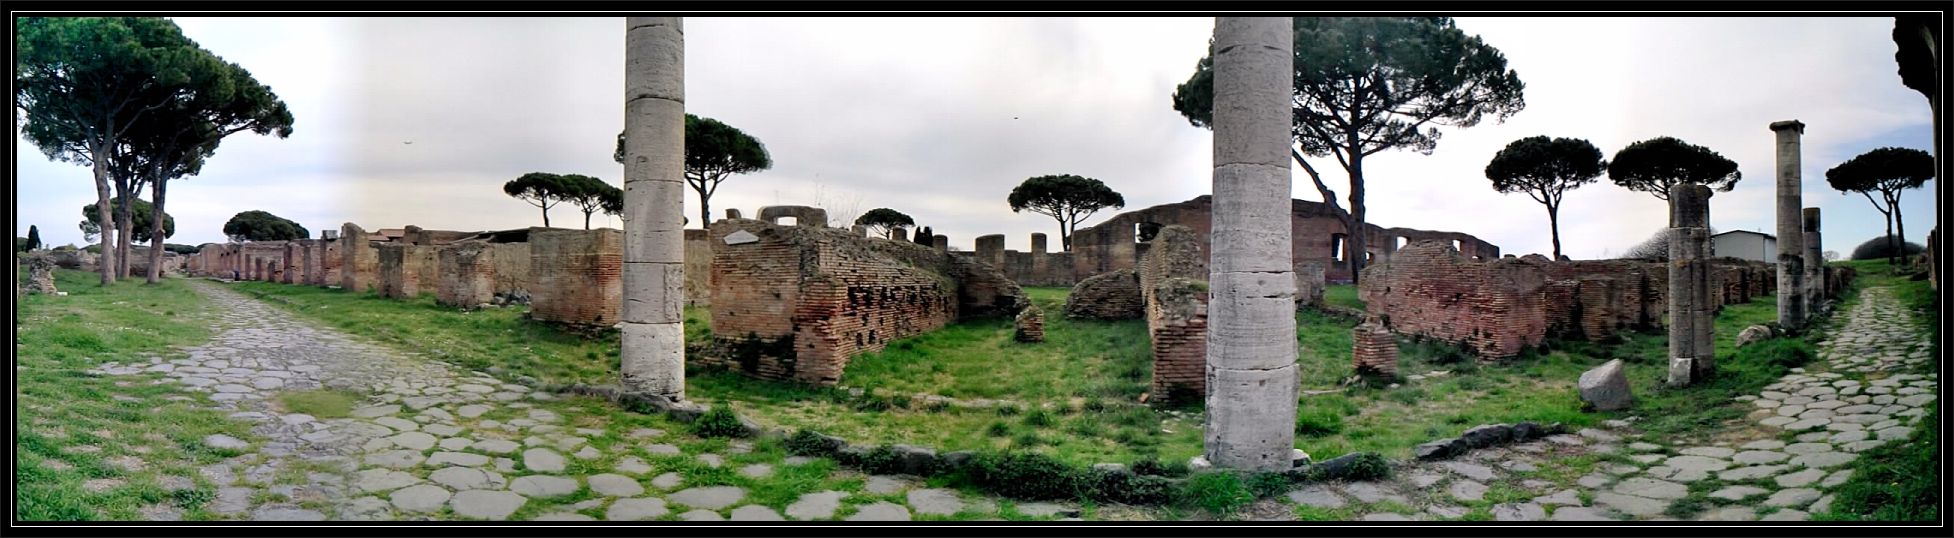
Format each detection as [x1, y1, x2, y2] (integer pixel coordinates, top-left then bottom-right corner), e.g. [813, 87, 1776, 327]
[1358, 241, 1851, 360]
[697, 208, 1026, 385]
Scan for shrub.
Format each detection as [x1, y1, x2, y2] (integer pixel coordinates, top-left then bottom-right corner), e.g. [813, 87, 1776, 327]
[1023, 408, 1055, 427]
[1849, 235, 1925, 261]
[1085, 469, 1175, 505]
[852, 445, 906, 475]
[985, 421, 1012, 438]
[784, 429, 839, 457]
[691, 403, 747, 438]
[966, 451, 1082, 501]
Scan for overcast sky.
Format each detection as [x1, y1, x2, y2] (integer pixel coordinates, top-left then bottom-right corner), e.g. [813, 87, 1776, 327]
[14, 16, 1937, 261]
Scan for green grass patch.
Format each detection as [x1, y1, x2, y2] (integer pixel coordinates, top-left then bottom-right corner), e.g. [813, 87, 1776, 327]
[274, 389, 361, 419]
[1322, 284, 1364, 311]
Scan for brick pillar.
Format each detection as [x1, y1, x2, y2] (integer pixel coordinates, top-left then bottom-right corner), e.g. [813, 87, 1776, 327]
[892, 228, 908, 242]
[1771, 120, 1806, 329]
[1667, 183, 1715, 387]
[437, 242, 496, 309]
[1352, 316, 1399, 380]
[931, 235, 949, 252]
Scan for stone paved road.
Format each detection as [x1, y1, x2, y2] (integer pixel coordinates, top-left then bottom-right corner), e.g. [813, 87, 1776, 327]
[91, 281, 1080, 522]
[1281, 286, 1936, 522]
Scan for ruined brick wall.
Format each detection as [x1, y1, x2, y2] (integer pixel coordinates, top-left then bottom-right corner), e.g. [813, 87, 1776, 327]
[411, 246, 438, 294]
[300, 240, 320, 285]
[1363, 242, 1778, 359]
[684, 229, 711, 307]
[1064, 270, 1143, 320]
[1064, 195, 1500, 287]
[377, 243, 430, 299]
[1139, 225, 1208, 404]
[1358, 242, 1556, 359]
[437, 242, 496, 308]
[243, 242, 287, 282]
[283, 242, 303, 284]
[341, 223, 380, 293]
[529, 228, 623, 326]
[489, 241, 533, 296]
[703, 217, 1023, 385]
[321, 238, 343, 286]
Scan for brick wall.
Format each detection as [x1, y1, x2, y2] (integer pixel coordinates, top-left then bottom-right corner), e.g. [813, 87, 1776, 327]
[701, 218, 1024, 385]
[684, 229, 711, 307]
[1139, 225, 1208, 404]
[489, 241, 533, 296]
[341, 223, 380, 293]
[529, 228, 623, 326]
[437, 242, 496, 308]
[377, 243, 431, 299]
[1361, 242, 1785, 359]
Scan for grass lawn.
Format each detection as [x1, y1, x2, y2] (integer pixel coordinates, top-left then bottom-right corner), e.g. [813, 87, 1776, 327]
[231, 272, 1835, 467]
[15, 269, 256, 521]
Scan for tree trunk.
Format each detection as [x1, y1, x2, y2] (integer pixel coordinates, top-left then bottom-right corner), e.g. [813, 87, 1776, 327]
[1347, 155, 1368, 285]
[147, 179, 168, 284]
[541, 205, 551, 228]
[113, 181, 134, 279]
[699, 192, 711, 231]
[584, 209, 593, 230]
[1548, 202, 1563, 261]
[89, 143, 116, 285]
[1892, 192, 1907, 265]
[620, 16, 688, 400]
[1886, 203, 1899, 266]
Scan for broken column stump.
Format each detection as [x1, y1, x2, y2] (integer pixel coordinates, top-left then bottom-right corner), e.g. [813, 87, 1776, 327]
[1014, 305, 1045, 343]
[1352, 316, 1399, 381]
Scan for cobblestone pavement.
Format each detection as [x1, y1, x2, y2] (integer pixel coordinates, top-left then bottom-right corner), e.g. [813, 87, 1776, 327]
[1279, 286, 1936, 522]
[90, 281, 1077, 522]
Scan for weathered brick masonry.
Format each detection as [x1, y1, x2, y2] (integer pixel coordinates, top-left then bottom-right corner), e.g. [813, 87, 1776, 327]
[377, 243, 434, 299]
[1006, 195, 1500, 287]
[341, 223, 380, 293]
[1361, 241, 1833, 359]
[528, 228, 624, 326]
[1138, 225, 1208, 404]
[1063, 270, 1143, 320]
[437, 242, 496, 308]
[702, 217, 1026, 385]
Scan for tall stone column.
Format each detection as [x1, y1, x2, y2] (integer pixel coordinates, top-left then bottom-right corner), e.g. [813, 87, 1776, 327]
[620, 16, 688, 400]
[1667, 183, 1715, 387]
[1802, 207, 1823, 316]
[1201, 16, 1299, 472]
[1770, 120, 1806, 330]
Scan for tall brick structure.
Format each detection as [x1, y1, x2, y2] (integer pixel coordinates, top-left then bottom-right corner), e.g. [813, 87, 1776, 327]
[377, 243, 432, 299]
[701, 216, 1026, 385]
[437, 242, 496, 309]
[530, 228, 624, 326]
[341, 222, 380, 293]
[1139, 225, 1208, 404]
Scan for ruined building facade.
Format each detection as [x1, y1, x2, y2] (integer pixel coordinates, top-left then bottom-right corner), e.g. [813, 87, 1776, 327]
[985, 195, 1498, 288]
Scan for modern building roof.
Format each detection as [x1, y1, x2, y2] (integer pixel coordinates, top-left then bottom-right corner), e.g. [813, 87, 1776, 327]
[1712, 230, 1776, 240]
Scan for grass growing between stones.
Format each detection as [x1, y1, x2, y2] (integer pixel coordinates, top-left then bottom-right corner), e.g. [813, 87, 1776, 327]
[14, 269, 255, 521]
[1814, 268, 1938, 522]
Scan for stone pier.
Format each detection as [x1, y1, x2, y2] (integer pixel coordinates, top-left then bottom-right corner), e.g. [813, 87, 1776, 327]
[1771, 120, 1806, 329]
[1802, 207, 1823, 318]
[1202, 16, 1299, 472]
[620, 16, 688, 400]
[1667, 183, 1715, 387]
[437, 242, 496, 309]
[342, 222, 380, 293]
